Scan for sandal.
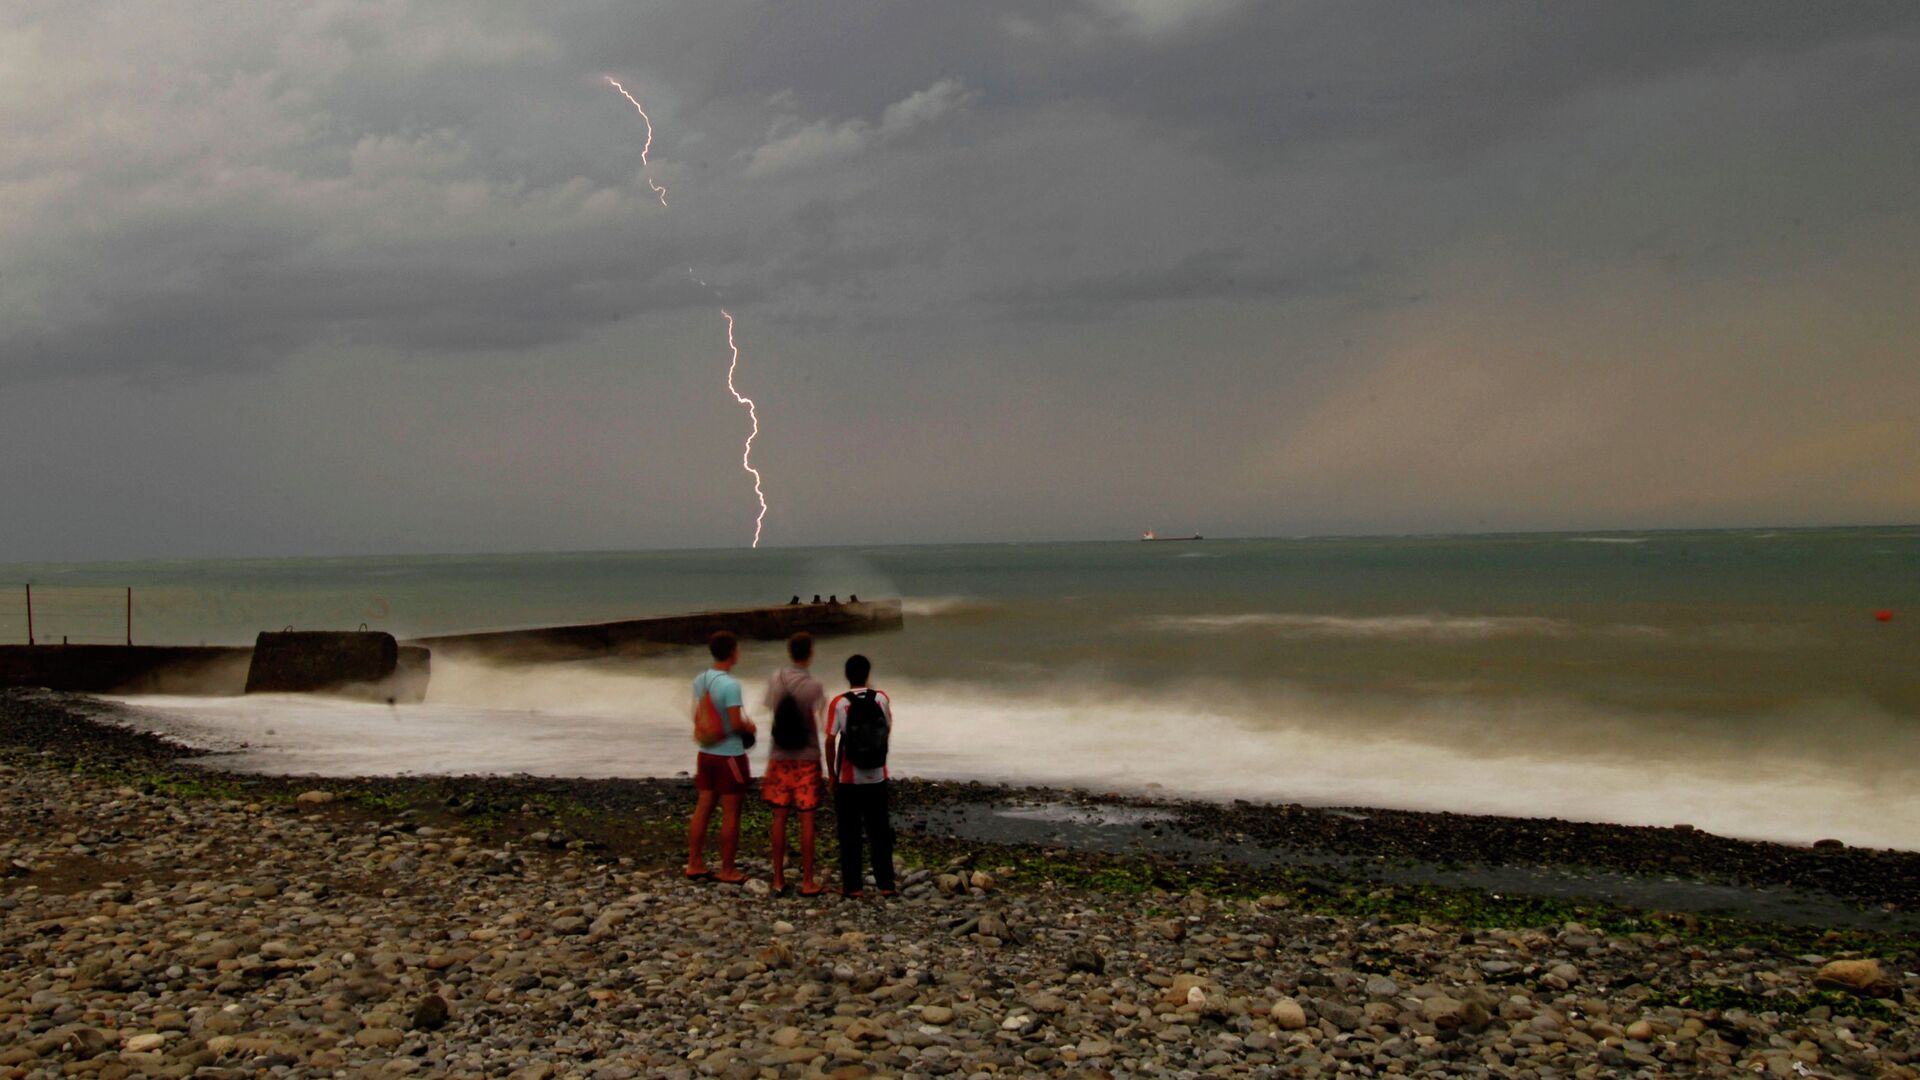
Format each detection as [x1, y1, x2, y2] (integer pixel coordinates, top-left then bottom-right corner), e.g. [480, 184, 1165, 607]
[799, 883, 826, 898]
[712, 870, 749, 885]
[683, 869, 715, 882]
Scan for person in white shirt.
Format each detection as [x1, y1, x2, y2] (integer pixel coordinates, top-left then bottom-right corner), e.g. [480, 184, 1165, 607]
[823, 653, 895, 898]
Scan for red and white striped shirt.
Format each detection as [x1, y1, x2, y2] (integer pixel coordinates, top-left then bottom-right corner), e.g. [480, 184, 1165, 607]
[825, 687, 893, 784]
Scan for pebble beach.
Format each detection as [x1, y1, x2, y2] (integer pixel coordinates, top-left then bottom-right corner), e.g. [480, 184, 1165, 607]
[3, 689, 1917, 1079]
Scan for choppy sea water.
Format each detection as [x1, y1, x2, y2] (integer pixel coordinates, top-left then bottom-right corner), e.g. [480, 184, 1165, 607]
[7, 528, 1918, 849]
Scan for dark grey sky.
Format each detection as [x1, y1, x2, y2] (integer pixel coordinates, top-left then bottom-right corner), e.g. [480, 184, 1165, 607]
[3, 1, 1917, 559]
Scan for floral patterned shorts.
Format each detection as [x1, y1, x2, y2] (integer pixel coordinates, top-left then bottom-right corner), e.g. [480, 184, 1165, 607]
[761, 759, 823, 811]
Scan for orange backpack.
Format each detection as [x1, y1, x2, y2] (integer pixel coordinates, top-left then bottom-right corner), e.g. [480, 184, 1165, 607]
[692, 689, 727, 747]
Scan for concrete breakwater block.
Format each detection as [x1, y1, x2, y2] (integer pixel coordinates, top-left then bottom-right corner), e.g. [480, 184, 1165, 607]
[245, 631, 430, 703]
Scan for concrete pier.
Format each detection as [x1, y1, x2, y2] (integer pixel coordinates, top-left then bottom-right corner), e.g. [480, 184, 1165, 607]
[0, 645, 252, 696]
[407, 598, 905, 662]
[0, 599, 901, 697]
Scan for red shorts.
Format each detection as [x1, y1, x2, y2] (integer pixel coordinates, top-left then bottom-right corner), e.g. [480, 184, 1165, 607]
[761, 759, 822, 811]
[693, 752, 752, 796]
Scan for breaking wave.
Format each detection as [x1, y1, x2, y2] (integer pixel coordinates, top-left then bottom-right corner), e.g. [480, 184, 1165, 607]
[108, 657, 1920, 850]
[900, 596, 999, 618]
[1149, 612, 1578, 640]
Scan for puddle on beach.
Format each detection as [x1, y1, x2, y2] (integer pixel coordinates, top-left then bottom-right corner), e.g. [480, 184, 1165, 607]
[906, 800, 1920, 935]
[993, 804, 1177, 827]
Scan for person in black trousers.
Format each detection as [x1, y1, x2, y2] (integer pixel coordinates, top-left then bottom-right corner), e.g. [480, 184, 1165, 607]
[823, 654, 895, 898]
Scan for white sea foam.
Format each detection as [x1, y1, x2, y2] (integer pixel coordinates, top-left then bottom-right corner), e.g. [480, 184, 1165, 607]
[1148, 612, 1576, 639]
[900, 596, 998, 618]
[109, 659, 1920, 850]
[1145, 612, 1679, 642]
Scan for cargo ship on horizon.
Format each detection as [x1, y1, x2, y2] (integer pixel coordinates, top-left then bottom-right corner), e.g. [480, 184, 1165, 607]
[1141, 530, 1203, 542]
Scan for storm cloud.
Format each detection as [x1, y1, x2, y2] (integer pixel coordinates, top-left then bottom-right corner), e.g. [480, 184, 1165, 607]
[2, 1, 1917, 558]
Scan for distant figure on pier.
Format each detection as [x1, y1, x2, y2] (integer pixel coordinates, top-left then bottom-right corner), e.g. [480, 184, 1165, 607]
[812, 595, 822, 604]
[829, 595, 839, 605]
[762, 632, 827, 896]
[789, 596, 801, 605]
[848, 594, 859, 604]
[687, 631, 755, 885]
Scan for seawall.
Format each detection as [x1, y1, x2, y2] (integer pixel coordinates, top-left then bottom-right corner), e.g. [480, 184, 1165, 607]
[407, 598, 904, 662]
[0, 644, 252, 695]
[0, 600, 902, 696]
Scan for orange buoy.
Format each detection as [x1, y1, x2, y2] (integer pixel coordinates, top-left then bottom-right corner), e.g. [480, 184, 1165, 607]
[1874, 610, 1895, 622]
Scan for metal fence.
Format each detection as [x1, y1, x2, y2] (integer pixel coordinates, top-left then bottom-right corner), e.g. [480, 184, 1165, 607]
[0, 585, 134, 645]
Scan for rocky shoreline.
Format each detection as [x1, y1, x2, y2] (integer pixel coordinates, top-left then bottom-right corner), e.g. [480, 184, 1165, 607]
[3, 688, 1918, 1078]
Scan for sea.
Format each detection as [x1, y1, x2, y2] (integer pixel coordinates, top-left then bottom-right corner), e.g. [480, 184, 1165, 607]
[5, 528, 1917, 850]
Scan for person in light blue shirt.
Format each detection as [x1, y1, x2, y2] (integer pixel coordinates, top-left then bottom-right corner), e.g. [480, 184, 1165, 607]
[687, 631, 755, 884]
[692, 666, 748, 758]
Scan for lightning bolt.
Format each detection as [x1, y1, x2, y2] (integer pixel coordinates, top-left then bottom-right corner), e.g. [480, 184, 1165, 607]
[605, 77, 667, 207]
[608, 75, 771, 548]
[722, 310, 768, 548]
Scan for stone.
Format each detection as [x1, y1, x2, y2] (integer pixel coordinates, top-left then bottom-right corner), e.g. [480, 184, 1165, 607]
[355, 1027, 404, 1048]
[1422, 995, 1480, 1031]
[1813, 958, 1895, 996]
[920, 1005, 954, 1025]
[1364, 975, 1399, 998]
[295, 790, 336, 805]
[1269, 998, 1308, 1031]
[411, 993, 451, 1031]
[1626, 1019, 1656, 1041]
[1066, 948, 1106, 974]
[1319, 1002, 1365, 1032]
[1165, 973, 1213, 1007]
[65, 1027, 113, 1057]
[1027, 992, 1068, 1014]
[122, 1033, 165, 1053]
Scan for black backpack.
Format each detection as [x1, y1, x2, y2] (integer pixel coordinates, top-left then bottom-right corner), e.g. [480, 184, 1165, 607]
[771, 690, 810, 751]
[841, 690, 889, 770]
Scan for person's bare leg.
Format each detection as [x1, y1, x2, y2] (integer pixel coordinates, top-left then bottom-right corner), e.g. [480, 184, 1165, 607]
[687, 789, 718, 874]
[799, 810, 818, 891]
[718, 794, 744, 877]
[770, 807, 789, 891]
